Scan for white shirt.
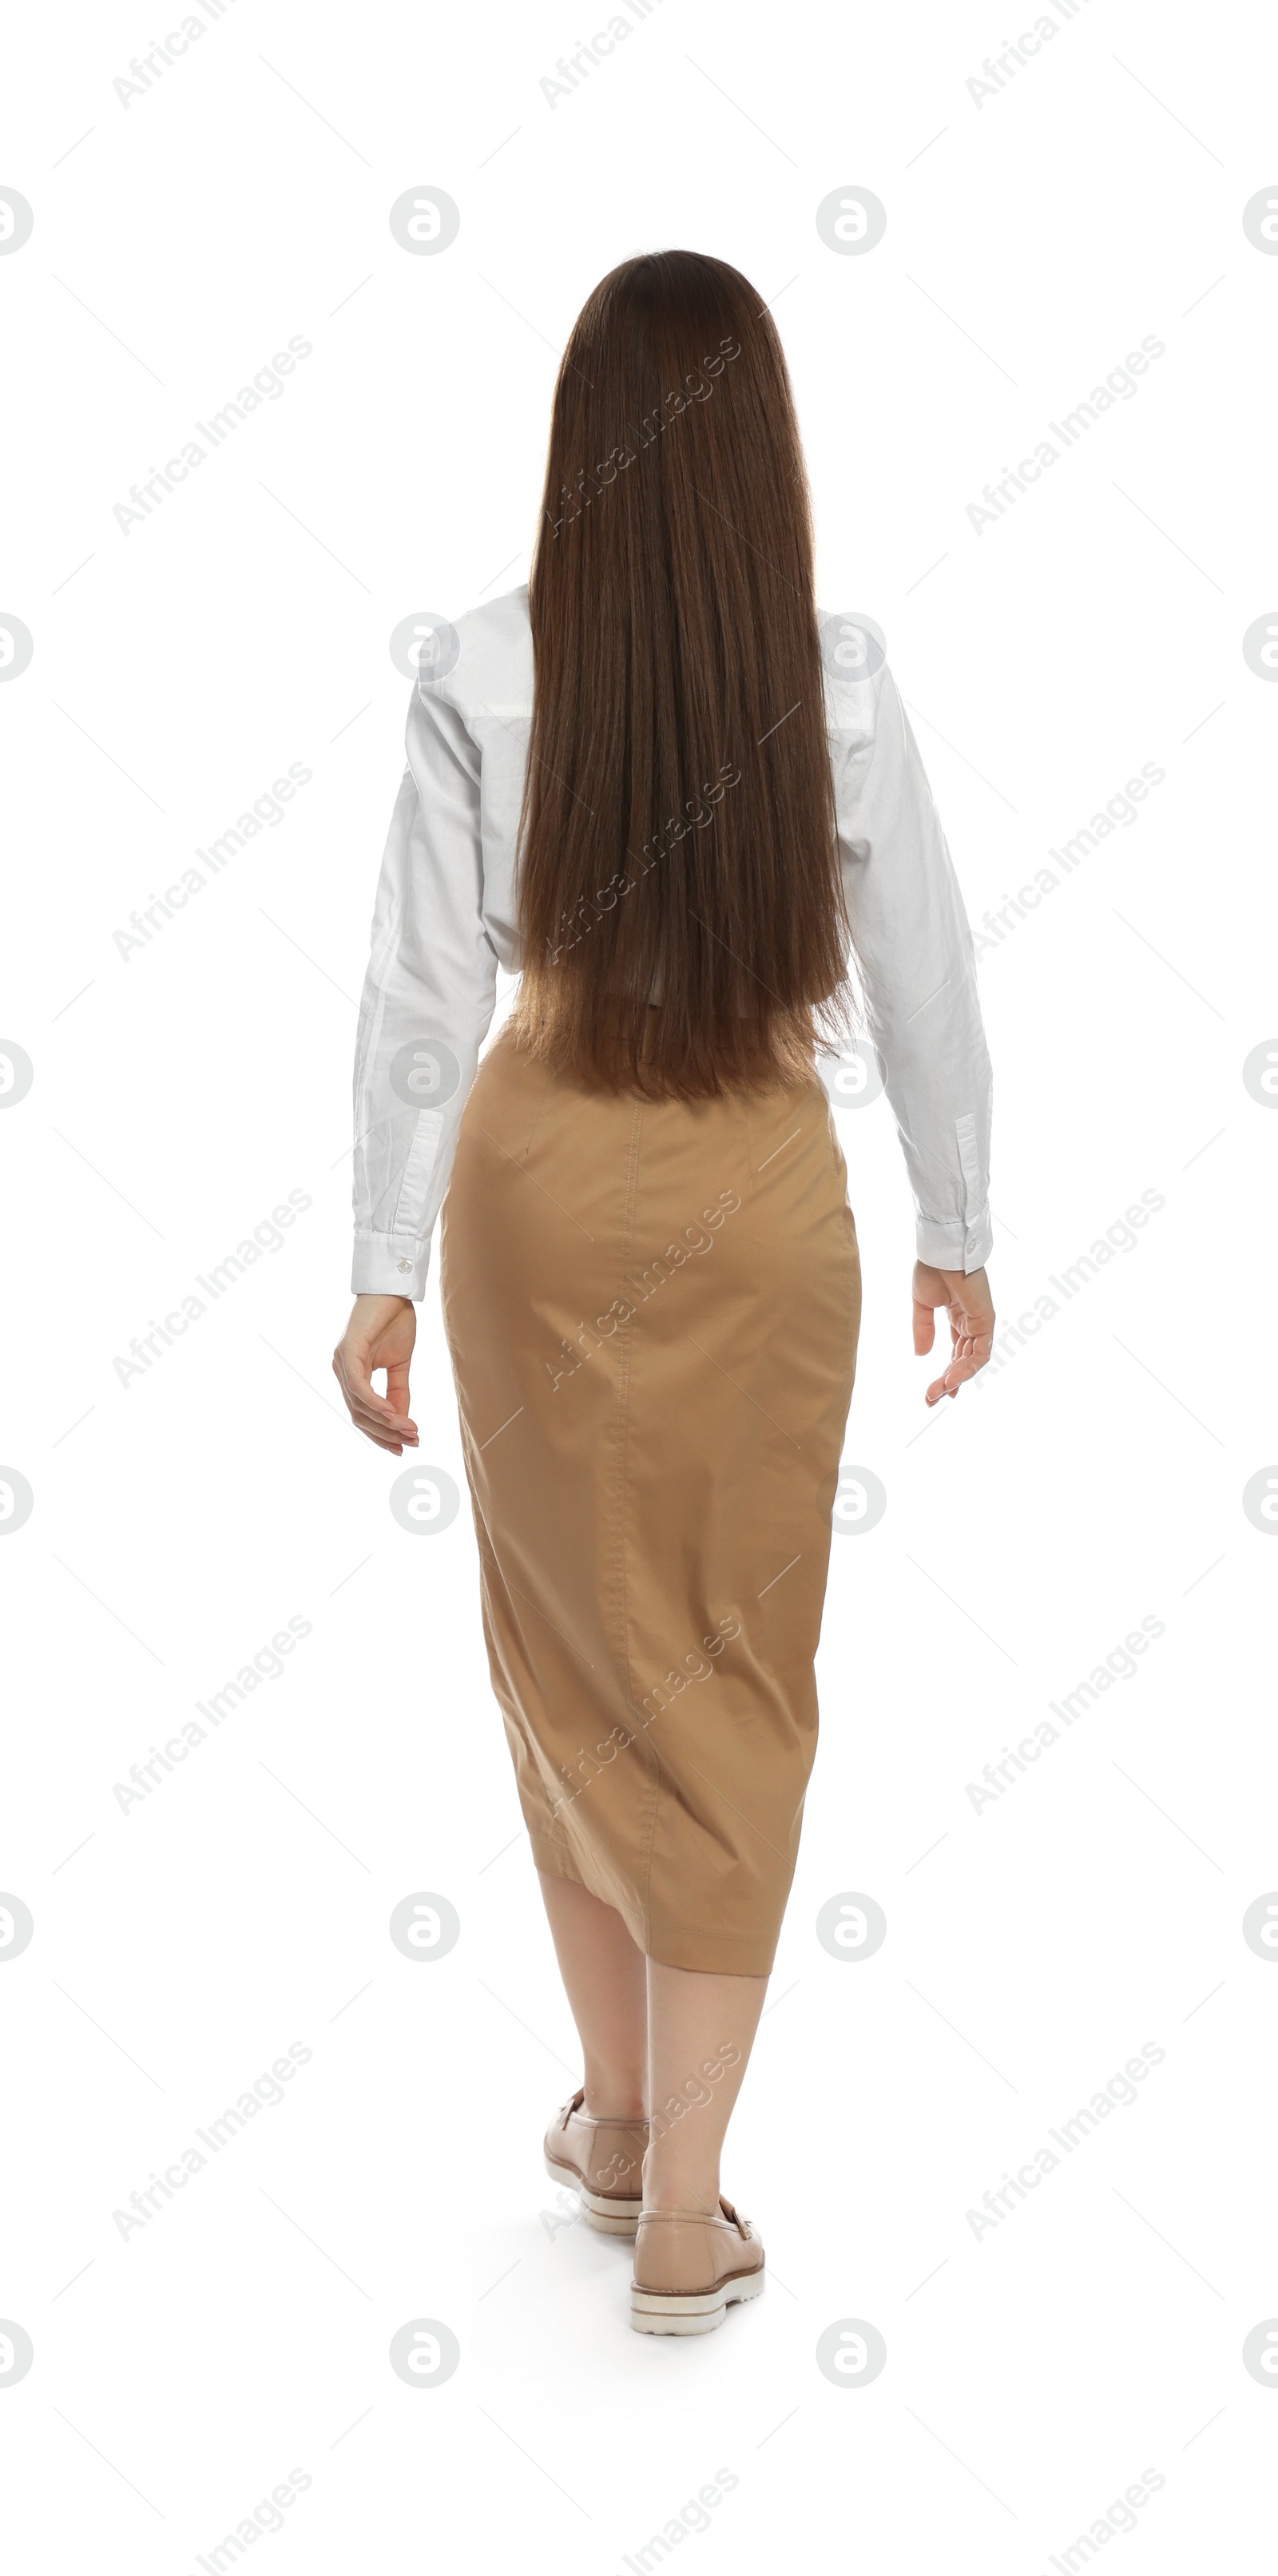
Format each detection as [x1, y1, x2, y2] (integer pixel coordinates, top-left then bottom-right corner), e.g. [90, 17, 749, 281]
[351, 585, 993, 1298]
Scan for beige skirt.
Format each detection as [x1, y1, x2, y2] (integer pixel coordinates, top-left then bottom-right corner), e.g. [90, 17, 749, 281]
[439, 1022, 860, 1976]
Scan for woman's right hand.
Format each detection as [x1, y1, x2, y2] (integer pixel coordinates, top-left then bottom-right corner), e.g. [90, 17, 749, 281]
[912, 1262, 995, 1405]
[333, 1293, 419, 1454]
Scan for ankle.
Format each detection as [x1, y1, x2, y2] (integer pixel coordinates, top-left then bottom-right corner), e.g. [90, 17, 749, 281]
[641, 2151, 720, 2215]
[581, 2068, 647, 2122]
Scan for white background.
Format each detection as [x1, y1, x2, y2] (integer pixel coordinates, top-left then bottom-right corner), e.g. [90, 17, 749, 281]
[2, 0, 1276, 2566]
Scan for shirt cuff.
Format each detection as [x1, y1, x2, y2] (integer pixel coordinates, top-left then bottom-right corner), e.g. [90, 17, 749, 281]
[915, 1205, 993, 1275]
[351, 1231, 430, 1300]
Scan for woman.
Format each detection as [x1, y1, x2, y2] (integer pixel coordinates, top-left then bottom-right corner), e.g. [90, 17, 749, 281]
[334, 249, 994, 2336]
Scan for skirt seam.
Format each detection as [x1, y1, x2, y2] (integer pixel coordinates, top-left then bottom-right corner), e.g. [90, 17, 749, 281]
[612, 1093, 661, 1952]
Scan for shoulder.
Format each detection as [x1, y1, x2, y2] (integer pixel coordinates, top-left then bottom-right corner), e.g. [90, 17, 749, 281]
[421, 583, 532, 725]
[815, 605, 894, 743]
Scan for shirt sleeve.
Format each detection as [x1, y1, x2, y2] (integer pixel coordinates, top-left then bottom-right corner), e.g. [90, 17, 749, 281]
[828, 659, 994, 1273]
[351, 675, 498, 1299]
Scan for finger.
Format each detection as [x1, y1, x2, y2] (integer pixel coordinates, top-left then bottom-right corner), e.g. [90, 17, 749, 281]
[345, 1387, 413, 1443]
[927, 1340, 992, 1402]
[383, 1357, 418, 1439]
[912, 1298, 937, 1356]
[334, 1343, 375, 1405]
[355, 1390, 416, 1435]
[335, 1348, 415, 1435]
[336, 1383, 410, 1451]
[361, 1357, 415, 1434]
[951, 1310, 990, 1348]
[333, 1350, 387, 1428]
[356, 1427, 407, 1455]
[926, 1369, 966, 1403]
[945, 1309, 989, 1362]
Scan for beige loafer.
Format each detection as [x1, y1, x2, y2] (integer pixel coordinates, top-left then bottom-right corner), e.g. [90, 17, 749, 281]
[630, 2196, 766, 2334]
[544, 2088, 648, 2235]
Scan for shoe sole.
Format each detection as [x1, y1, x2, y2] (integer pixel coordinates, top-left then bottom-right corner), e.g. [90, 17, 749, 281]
[543, 2151, 643, 2237]
[630, 2268, 766, 2335]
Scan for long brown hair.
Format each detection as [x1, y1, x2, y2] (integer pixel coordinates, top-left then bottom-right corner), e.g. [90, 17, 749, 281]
[511, 248, 851, 1099]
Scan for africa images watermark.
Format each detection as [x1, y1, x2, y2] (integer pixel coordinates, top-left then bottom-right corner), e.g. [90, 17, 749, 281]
[547, 763, 744, 965]
[973, 1187, 1166, 1386]
[113, 763, 313, 963]
[112, 1191, 313, 1389]
[619, 2467, 741, 2571]
[549, 1610, 744, 1824]
[966, 2041, 1166, 2241]
[638, 2042, 743, 2161]
[111, 0, 240, 108]
[113, 2041, 313, 2241]
[538, 0, 668, 108]
[964, 336, 1165, 535]
[544, 1188, 743, 1388]
[558, 2042, 746, 2208]
[112, 1614, 314, 1816]
[192, 2467, 314, 2575]
[550, 338, 741, 534]
[110, 338, 312, 537]
[1047, 2468, 1166, 2575]
[973, 761, 1165, 963]
[963, 0, 1093, 109]
[966, 1614, 1165, 1816]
